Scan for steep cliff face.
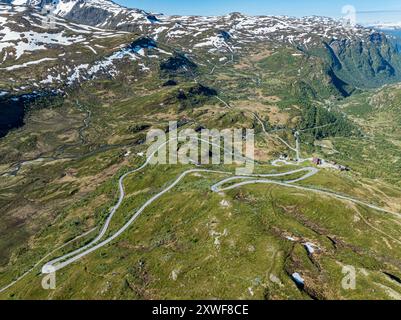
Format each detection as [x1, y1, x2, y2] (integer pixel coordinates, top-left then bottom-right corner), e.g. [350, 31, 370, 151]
[322, 32, 401, 88]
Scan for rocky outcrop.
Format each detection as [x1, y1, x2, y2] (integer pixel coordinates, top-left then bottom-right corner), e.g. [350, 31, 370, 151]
[160, 54, 198, 79]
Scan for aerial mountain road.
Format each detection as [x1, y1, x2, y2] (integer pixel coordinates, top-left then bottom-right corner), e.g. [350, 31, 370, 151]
[1, 137, 400, 293]
[40, 138, 401, 273]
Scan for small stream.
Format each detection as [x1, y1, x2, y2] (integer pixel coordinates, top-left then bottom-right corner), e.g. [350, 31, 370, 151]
[0, 92, 64, 176]
[1, 93, 145, 177]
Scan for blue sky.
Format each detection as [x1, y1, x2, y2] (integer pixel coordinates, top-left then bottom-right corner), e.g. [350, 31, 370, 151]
[115, 0, 401, 22]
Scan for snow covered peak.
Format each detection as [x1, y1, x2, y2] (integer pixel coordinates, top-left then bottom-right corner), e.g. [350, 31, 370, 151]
[0, 0, 146, 24]
[67, 0, 126, 14]
[10, 0, 28, 5]
[0, 3, 173, 92]
[1, 0, 376, 48]
[0, 3, 128, 62]
[144, 13, 376, 56]
[9, 0, 40, 6]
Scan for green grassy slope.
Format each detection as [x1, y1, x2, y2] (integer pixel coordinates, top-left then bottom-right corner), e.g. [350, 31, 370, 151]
[1, 42, 401, 300]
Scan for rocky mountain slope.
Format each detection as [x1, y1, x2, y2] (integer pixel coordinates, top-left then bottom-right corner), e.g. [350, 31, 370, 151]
[2, 0, 401, 92]
[0, 3, 175, 93]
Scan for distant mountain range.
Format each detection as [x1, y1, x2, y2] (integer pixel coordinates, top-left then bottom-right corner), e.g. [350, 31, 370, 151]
[2, 0, 401, 94]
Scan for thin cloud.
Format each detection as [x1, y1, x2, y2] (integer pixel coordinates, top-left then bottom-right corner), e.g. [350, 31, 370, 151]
[357, 10, 401, 14]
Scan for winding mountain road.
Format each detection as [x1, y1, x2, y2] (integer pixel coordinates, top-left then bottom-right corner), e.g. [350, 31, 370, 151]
[40, 138, 400, 274]
[1, 136, 400, 293]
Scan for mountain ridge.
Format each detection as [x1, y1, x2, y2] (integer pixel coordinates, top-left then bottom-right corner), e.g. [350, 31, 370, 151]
[2, 0, 401, 92]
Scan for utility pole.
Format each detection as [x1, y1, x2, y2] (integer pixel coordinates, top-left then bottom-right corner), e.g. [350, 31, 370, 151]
[294, 131, 301, 162]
